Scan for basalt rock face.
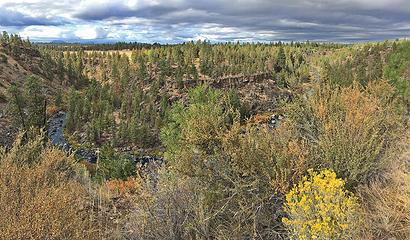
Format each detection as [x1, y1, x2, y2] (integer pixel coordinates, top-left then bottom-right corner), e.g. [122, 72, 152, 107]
[182, 72, 274, 89]
[168, 72, 292, 114]
[0, 43, 42, 75]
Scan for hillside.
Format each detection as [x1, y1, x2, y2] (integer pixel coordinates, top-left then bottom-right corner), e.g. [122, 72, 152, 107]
[0, 42, 67, 147]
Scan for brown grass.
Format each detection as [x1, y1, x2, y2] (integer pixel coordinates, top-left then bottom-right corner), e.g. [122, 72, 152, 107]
[0, 134, 98, 239]
[47, 104, 63, 115]
[358, 129, 410, 240]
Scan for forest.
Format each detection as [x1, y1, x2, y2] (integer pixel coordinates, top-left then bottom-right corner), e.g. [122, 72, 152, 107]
[0, 31, 409, 239]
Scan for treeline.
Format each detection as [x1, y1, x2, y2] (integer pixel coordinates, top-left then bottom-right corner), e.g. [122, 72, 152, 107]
[0, 31, 31, 47]
[36, 40, 345, 51]
[37, 39, 344, 94]
[36, 41, 162, 51]
[0, 31, 32, 58]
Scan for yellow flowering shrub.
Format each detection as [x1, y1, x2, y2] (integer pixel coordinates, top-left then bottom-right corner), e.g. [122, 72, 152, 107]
[282, 169, 362, 240]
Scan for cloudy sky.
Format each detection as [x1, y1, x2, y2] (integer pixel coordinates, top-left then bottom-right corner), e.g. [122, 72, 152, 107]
[0, 0, 409, 43]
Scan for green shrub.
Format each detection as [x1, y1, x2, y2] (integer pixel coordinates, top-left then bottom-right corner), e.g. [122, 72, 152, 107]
[284, 81, 404, 188]
[0, 54, 7, 63]
[384, 41, 410, 102]
[112, 166, 199, 239]
[94, 143, 136, 183]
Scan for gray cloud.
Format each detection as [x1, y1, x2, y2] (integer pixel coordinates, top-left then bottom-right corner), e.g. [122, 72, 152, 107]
[0, 7, 65, 26]
[0, 0, 409, 42]
[74, 5, 178, 21]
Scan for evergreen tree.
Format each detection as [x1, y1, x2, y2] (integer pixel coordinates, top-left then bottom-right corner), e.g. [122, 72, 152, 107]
[137, 55, 148, 83]
[276, 46, 286, 72]
[55, 92, 62, 107]
[7, 83, 26, 129]
[1, 31, 9, 43]
[56, 52, 65, 83]
[25, 75, 46, 129]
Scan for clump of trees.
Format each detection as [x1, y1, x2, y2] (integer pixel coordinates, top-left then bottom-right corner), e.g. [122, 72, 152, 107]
[65, 76, 168, 147]
[7, 74, 47, 134]
[384, 41, 410, 108]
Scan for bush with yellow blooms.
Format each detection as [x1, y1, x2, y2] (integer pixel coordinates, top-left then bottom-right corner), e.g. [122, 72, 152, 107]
[282, 169, 362, 240]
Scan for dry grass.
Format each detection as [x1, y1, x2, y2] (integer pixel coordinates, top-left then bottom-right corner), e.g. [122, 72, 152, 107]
[46, 104, 63, 115]
[0, 134, 98, 239]
[67, 50, 134, 59]
[358, 129, 410, 240]
[286, 81, 404, 188]
[88, 164, 199, 240]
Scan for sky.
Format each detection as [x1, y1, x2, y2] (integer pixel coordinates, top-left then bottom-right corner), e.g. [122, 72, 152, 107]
[0, 0, 409, 43]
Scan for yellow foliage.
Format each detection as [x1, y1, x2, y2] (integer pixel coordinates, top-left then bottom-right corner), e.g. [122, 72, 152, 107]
[0, 134, 97, 239]
[107, 177, 139, 196]
[283, 169, 362, 240]
[106, 166, 143, 197]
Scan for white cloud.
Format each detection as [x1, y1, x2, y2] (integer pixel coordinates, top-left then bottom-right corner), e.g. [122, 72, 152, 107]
[75, 25, 108, 39]
[19, 25, 71, 39]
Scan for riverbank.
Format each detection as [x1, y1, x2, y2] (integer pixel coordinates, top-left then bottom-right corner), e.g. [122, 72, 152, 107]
[48, 111, 164, 164]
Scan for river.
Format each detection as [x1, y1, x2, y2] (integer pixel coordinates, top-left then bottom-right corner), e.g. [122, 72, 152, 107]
[48, 111, 163, 164]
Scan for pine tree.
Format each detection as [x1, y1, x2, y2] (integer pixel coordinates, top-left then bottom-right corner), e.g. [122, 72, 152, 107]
[137, 55, 148, 83]
[55, 92, 62, 107]
[7, 83, 26, 129]
[83, 98, 91, 121]
[56, 52, 65, 84]
[75, 55, 85, 88]
[190, 63, 198, 80]
[276, 46, 286, 72]
[175, 66, 184, 89]
[25, 75, 46, 129]
[1, 31, 9, 43]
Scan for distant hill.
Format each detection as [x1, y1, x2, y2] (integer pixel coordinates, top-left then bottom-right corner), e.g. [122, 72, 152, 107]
[50, 40, 68, 44]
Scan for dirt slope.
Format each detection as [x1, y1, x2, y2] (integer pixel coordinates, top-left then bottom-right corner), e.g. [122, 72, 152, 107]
[0, 43, 66, 147]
